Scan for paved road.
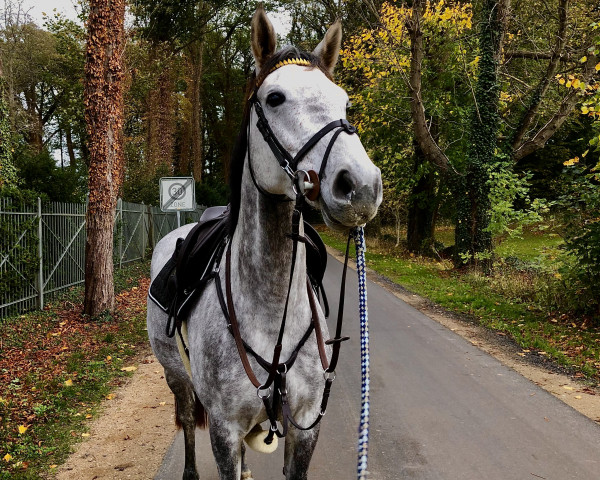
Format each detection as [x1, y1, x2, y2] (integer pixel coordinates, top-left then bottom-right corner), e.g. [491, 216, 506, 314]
[155, 254, 600, 480]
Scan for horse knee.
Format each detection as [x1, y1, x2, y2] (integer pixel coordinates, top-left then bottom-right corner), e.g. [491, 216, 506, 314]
[209, 420, 244, 479]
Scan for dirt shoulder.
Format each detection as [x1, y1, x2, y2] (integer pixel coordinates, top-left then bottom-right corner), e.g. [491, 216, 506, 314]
[54, 352, 176, 480]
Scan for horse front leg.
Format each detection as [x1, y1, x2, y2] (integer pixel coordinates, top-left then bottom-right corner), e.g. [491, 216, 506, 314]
[165, 371, 200, 480]
[240, 442, 253, 479]
[283, 425, 320, 480]
[209, 417, 243, 480]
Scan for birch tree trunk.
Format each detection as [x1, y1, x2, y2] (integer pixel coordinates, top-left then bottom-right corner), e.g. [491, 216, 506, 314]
[83, 0, 126, 316]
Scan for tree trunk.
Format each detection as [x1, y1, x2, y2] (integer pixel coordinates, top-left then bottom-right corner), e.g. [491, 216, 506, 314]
[83, 0, 126, 316]
[176, 41, 203, 178]
[190, 41, 204, 182]
[407, 172, 436, 254]
[24, 87, 44, 154]
[66, 127, 77, 169]
[146, 48, 175, 172]
[407, 139, 438, 255]
[454, 0, 508, 270]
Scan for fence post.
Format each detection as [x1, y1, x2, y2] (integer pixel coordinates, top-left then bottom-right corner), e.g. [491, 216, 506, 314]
[141, 202, 146, 259]
[37, 197, 44, 310]
[118, 198, 123, 269]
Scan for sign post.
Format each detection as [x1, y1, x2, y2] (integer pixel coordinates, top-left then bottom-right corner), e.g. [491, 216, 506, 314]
[160, 177, 196, 228]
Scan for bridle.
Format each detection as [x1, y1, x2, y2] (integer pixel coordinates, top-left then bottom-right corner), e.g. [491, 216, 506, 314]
[247, 58, 358, 202]
[214, 57, 359, 445]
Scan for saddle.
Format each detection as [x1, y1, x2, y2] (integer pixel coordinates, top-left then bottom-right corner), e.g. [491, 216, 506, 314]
[148, 205, 329, 335]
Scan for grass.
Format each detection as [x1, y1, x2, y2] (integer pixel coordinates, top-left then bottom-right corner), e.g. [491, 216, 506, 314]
[435, 225, 564, 263]
[320, 227, 600, 384]
[0, 260, 151, 479]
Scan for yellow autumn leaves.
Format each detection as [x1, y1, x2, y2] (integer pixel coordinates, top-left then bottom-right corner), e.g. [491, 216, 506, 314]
[340, 0, 475, 135]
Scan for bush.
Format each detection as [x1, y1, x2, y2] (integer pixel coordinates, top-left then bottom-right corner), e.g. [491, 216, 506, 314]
[553, 163, 600, 315]
[195, 178, 228, 207]
[13, 148, 86, 202]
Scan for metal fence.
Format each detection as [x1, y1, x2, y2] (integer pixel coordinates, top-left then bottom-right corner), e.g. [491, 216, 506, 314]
[0, 198, 204, 319]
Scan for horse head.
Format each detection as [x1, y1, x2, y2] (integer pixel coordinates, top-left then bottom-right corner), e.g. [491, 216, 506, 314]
[247, 7, 383, 230]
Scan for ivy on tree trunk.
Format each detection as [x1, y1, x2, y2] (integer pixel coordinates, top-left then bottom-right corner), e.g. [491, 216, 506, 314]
[454, 0, 506, 270]
[0, 59, 17, 188]
[83, 0, 126, 316]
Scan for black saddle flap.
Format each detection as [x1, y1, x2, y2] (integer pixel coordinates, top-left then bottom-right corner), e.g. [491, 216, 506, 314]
[149, 207, 229, 312]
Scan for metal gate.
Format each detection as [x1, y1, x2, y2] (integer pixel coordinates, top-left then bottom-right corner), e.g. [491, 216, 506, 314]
[0, 198, 204, 319]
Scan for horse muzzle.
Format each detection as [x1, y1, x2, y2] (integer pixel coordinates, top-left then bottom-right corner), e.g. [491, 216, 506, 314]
[320, 165, 382, 229]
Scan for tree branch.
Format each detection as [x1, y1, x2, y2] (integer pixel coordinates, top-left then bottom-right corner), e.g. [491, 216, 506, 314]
[510, 0, 569, 152]
[513, 54, 599, 162]
[406, 0, 451, 174]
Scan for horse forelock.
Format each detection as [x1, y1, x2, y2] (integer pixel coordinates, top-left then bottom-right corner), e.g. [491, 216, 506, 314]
[227, 46, 332, 235]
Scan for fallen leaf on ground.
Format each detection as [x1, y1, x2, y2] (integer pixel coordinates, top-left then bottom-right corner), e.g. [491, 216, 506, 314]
[121, 366, 137, 372]
[18, 425, 28, 434]
[64, 379, 73, 387]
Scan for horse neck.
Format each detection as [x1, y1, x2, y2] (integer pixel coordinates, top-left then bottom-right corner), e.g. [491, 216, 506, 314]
[229, 157, 308, 322]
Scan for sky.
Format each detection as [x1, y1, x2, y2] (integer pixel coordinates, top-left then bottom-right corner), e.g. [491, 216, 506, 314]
[23, 0, 80, 26]
[23, 1, 291, 37]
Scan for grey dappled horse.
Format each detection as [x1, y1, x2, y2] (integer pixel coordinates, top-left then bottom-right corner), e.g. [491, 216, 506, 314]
[147, 7, 382, 480]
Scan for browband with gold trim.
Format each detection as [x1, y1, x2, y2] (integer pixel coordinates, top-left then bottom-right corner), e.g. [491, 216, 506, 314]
[270, 57, 311, 72]
[251, 58, 314, 99]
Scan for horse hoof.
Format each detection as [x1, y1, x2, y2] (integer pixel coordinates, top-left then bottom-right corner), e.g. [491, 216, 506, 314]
[183, 468, 199, 480]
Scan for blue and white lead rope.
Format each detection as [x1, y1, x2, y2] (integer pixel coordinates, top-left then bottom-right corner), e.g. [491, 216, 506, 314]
[352, 227, 370, 480]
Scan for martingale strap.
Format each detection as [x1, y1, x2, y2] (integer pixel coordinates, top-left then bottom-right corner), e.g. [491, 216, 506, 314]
[213, 228, 354, 443]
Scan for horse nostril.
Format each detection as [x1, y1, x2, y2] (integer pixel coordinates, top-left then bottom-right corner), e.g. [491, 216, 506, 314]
[333, 170, 355, 200]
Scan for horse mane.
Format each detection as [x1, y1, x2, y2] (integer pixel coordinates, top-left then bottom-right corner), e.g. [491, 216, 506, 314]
[227, 46, 332, 235]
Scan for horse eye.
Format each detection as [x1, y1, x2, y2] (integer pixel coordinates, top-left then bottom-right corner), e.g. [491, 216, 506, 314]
[266, 92, 286, 108]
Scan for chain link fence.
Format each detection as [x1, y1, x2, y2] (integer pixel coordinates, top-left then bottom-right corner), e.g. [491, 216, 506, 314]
[0, 198, 204, 319]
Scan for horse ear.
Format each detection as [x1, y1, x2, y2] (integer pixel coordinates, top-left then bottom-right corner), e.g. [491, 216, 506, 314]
[251, 5, 277, 73]
[313, 20, 342, 75]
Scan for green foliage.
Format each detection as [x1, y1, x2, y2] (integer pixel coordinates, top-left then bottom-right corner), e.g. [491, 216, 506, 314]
[122, 162, 170, 205]
[340, 1, 475, 236]
[0, 76, 17, 188]
[487, 159, 547, 239]
[195, 177, 228, 207]
[553, 163, 600, 314]
[12, 149, 86, 202]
